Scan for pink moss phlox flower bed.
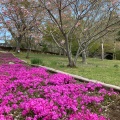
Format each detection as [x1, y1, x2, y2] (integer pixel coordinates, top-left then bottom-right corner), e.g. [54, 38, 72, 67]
[0, 53, 119, 120]
[0, 53, 24, 64]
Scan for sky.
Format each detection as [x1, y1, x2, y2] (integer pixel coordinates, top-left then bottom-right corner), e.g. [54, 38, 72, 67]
[0, 30, 12, 43]
[0, 40, 5, 43]
[0, 3, 12, 43]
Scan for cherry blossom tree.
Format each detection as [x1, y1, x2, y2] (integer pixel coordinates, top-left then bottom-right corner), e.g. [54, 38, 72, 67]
[0, 0, 43, 54]
[38, 0, 120, 66]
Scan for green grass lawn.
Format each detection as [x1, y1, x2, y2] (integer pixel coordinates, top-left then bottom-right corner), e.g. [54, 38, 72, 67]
[14, 52, 120, 86]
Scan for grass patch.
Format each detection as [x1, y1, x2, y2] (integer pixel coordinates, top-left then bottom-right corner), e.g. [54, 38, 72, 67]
[50, 61, 58, 66]
[114, 64, 119, 68]
[14, 52, 120, 86]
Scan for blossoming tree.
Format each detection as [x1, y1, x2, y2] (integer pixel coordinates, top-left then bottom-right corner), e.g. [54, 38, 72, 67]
[38, 0, 120, 66]
[0, 0, 43, 54]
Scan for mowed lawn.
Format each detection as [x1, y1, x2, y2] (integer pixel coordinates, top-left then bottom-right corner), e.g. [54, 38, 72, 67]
[14, 52, 120, 86]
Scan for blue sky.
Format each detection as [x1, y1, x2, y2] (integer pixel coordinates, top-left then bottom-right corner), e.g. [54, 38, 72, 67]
[0, 4, 12, 43]
[0, 40, 5, 43]
[0, 30, 12, 43]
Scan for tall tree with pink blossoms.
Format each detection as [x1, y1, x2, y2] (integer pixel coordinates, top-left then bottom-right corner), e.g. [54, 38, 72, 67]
[38, 0, 120, 66]
[0, 0, 43, 53]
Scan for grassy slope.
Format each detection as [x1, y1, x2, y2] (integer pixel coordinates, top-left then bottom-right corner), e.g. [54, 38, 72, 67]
[14, 52, 120, 86]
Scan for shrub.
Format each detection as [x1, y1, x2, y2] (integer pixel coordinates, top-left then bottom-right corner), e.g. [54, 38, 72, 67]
[31, 58, 44, 65]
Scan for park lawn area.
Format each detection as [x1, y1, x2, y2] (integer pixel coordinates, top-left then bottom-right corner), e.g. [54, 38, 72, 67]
[14, 52, 120, 86]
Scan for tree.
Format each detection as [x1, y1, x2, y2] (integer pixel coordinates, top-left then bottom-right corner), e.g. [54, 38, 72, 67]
[0, 0, 42, 54]
[38, 0, 120, 66]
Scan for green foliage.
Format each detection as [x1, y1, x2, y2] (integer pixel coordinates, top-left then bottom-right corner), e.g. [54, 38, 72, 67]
[88, 42, 100, 55]
[71, 40, 79, 55]
[104, 43, 113, 52]
[42, 44, 48, 52]
[88, 40, 114, 57]
[116, 51, 120, 60]
[31, 58, 44, 65]
[43, 23, 63, 43]
[43, 22, 81, 56]
[116, 31, 120, 41]
[117, 31, 120, 36]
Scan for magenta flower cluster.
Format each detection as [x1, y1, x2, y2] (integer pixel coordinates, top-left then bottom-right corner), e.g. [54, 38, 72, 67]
[0, 53, 118, 120]
[0, 53, 24, 64]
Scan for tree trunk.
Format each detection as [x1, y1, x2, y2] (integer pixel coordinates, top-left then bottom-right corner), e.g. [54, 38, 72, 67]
[101, 39, 104, 60]
[66, 46, 76, 67]
[64, 36, 76, 67]
[113, 40, 116, 60]
[62, 49, 65, 56]
[26, 47, 31, 59]
[26, 37, 31, 59]
[67, 58, 76, 67]
[59, 48, 62, 55]
[15, 40, 21, 53]
[15, 36, 22, 53]
[82, 50, 87, 64]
